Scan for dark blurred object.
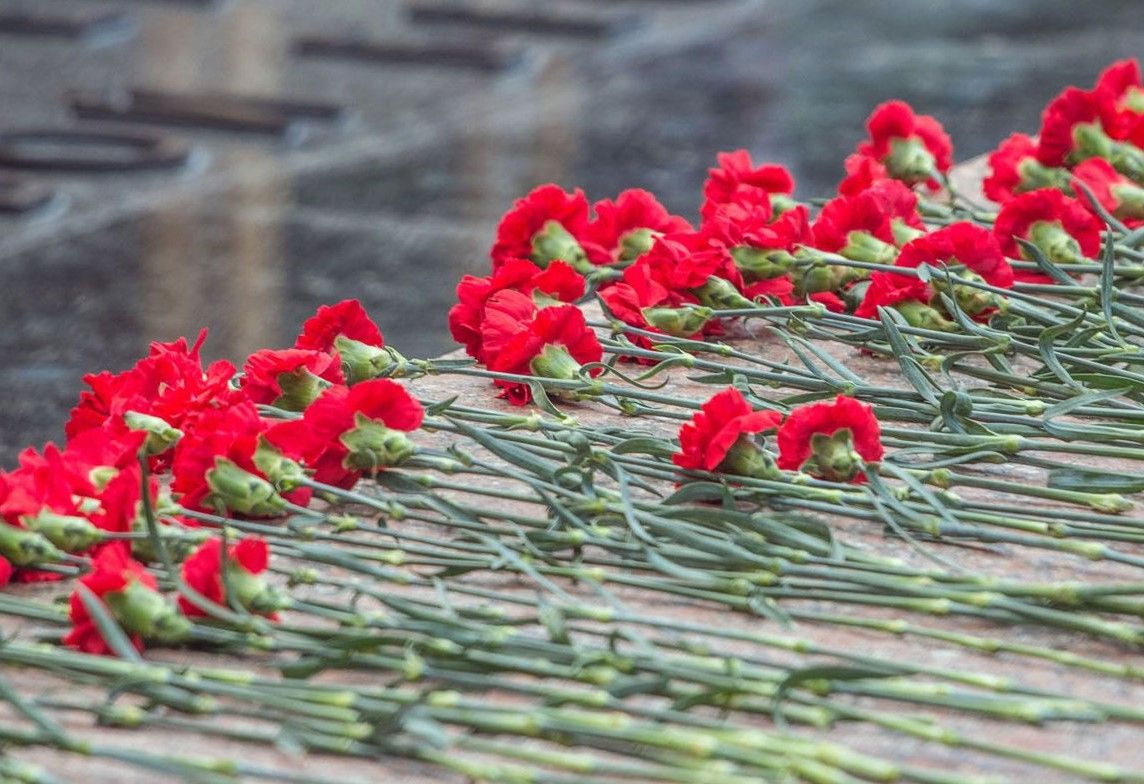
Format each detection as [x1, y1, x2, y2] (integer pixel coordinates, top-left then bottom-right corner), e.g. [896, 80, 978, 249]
[0, 10, 137, 46]
[0, 129, 191, 172]
[293, 35, 524, 74]
[407, 3, 633, 38]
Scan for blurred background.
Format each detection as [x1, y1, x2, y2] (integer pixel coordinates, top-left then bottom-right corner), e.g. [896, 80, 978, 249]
[0, 0, 1140, 461]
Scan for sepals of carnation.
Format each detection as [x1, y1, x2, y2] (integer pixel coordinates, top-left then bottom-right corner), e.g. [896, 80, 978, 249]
[802, 429, 864, 483]
[340, 412, 417, 472]
[205, 457, 286, 517]
[22, 509, 102, 553]
[693, 276, 754, 310]
[335, 336, 402, 385]
[532, 220, 591, 272]
[730, 247, 795, 281]
[252, 437, 309, 493]
[124, 411, 183, 456]
[105, 579, 192, 645]
[884, 137, 937, 185]
[0, 523, 64, 567]
[641, 305, 714, 337]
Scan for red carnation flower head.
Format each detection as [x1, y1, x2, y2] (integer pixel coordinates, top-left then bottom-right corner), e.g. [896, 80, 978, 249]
[243, 348, 345, 411]
[776, 395, 883, 483]
[701, 200, 814, 283]
[1072, 158, 1144, 226]
[896, 222, 1013, 318]
[295, 299, 388, 384]
[812, 180, 924, 266]
[598, 256, 714, 349]
[0, 556, 11, 589]
[64, 545, 189, 656]
[66, 331, 240, 451]
[449, 259, 585, 362]
[855, 100, 953, 189]
[586, 189, 692, 264]
[993, 189, 1103, 280]
[981, 133, 1072, 203]
[838, 153, 890, 196]
[266, 379, 423, 489]
[854, 270, 951, 331]
[674, 387, 782, 477]
[701, 151, 796, 221]
[487, 303, 603, 406]
[179, 537, 283, 619]
[490, 184, 592, 272]
[171, 401, 309, 516]
[1037, 87, 1144, 180]
[1094, 59, 1144, 143]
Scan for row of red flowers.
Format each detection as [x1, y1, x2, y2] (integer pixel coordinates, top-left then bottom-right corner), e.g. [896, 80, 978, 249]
[2, 58, 1140, 657]
[451, 59, 1142, 407]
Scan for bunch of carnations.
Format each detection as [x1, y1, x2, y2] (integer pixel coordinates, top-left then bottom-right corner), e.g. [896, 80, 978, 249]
[0, 299, 425, 657]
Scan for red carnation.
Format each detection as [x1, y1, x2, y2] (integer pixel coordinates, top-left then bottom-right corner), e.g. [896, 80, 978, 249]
[701, 151, 795, 220]
[1036, 87, 1103, 168]
[812, 180, 923, 260]
[982, 133, 1066, 203]
[67, 331, 240, 446]
[171, 401, 310, 515]
[701, 200, 813, 259]
[838, 153, 890, 196]
[993, 189, 1103, 282]
[266, 379, 423, 488]
[854, 271, 932, 320]
[776, 395, 883, 482]
[1072, 158, 1144, 226]
[1093, 59, 1144, 144]
[487, 304, 603, 406]
[64, 545, 187, 655]
[179, 537, 279, 619]
[0, 556, 11, 589]
[896, 222, 1014, 289]
[673, 387, 782, 474]
[242, 348, 345, 409]
[598, 253, 713, 349]
[586, 189, 692, 264]
[294, 299, 384, 353]
[448, 259, 584, 362]
[855, 100, 953, 189]
[490, 184, 592, 271]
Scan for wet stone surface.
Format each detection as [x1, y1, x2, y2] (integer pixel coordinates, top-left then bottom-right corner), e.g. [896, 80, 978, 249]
[0, 0, 1140, 461]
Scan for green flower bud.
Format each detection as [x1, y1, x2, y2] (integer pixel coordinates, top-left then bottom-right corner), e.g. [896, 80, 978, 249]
[124, 411, 182, 456]
[841, 230, 898, 266]
[770, 194, 798, 215]
[641, 305, 713, 337]
[273, 367, 332, 411]
[730, 246, 794, 281]
[253, 437, 308, 492]
[719, 436, 781, 480]
[1015, 158, 1073, 195]
[532, 220, 590, 272]
[891, 218, 926, 247]
[895, 300, 957, 332]
[798, 264, 837, 295]
[617, 228, 657, 262]
[1111, 182, 1144, 220]
[884, 137, 936, 185]
[528, 343, 583, 383]
[1026, 220, 1085, 265]
[803, 429, 862, 482]
[205, 458, 286, 517]
[105, 580, 191, 645]
[340, 412, 417, 472]
[334, 336, 405, 385]
[227, 565, 290, 616]
[693, 276, 754, 310]
[22, 510, 102, 553]
[0, 523, 64, 567]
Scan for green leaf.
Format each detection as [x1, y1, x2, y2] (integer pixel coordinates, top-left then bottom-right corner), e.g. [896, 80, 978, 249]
[1047, 468, 1144, 494]
[610, 436, 677, 459]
